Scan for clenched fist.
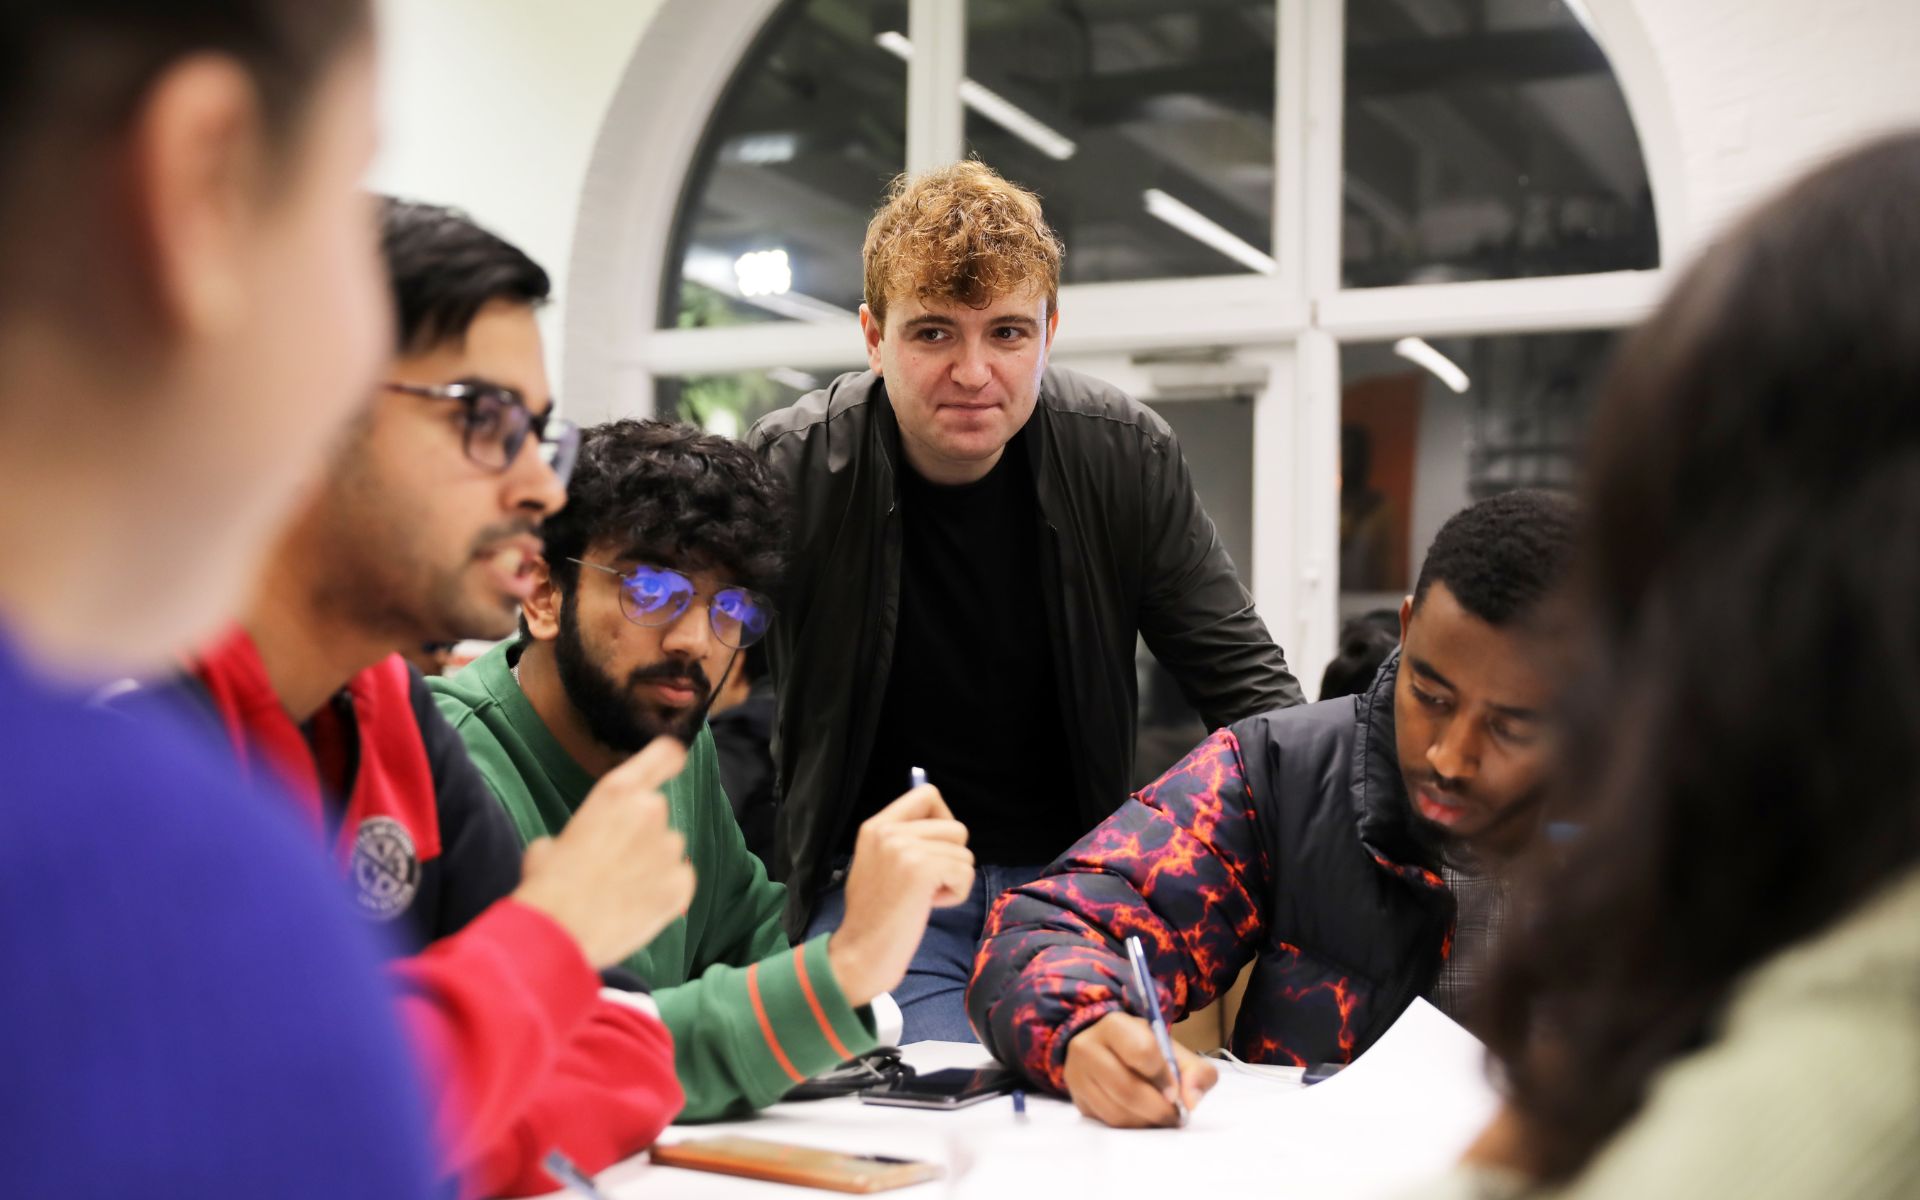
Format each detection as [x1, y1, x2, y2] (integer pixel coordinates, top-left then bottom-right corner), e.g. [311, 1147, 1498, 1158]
[513, 737, 696, 968]
[825, 783, 974, 1006]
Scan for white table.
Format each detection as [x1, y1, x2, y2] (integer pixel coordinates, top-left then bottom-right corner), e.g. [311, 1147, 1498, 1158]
[577, 1004, 1495, 1199]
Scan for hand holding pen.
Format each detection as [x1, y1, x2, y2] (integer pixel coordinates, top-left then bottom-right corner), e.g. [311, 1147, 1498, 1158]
[1058, 936, 1220, 1128]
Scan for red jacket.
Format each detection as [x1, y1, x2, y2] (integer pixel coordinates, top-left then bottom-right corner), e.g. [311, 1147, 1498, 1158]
[177, 629, 683, 1197]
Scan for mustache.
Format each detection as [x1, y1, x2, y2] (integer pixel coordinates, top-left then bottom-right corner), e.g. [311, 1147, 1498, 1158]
[470, 519, 542, 556]
[1414, 774, 1470, 804]
[627, 659, 712, 697]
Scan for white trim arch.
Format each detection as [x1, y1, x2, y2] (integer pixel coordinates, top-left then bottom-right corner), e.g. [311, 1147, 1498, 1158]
[562, 0, 1686, 681]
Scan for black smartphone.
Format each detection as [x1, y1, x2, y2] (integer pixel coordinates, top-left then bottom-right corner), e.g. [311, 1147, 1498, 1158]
[858, 1065, 1020, 1110]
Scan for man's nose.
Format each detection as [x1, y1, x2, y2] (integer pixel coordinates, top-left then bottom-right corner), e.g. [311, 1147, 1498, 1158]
[502, 436, 568, 518]
[660, 600, 713, 657]
[950, 340, 991, 388]
[1427, 717, 1480, 784]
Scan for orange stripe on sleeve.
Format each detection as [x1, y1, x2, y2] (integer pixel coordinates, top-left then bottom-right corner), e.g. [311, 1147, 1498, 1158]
[792, 947, 855, 1061]
[745, 962, 806, 1084]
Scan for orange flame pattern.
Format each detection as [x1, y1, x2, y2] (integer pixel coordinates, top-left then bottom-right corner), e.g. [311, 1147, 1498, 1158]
[969, 725, 1457, 1091]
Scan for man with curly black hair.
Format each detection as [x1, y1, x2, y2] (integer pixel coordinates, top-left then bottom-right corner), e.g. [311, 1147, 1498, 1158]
[434, 419, 974, 1121]
[970, 490, 1577, 1129]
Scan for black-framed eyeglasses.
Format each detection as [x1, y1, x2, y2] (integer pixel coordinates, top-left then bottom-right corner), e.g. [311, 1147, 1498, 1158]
[568, 559, 775, 649]
[384, 380, 580, 486]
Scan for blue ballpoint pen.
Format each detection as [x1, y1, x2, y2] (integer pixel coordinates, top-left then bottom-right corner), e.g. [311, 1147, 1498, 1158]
[1123, 934, 1188, 1127]
[544, 1149, 613, 1200]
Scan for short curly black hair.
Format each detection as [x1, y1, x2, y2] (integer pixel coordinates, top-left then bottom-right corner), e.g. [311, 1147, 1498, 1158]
[540, 419, 788, 601]
[1413, 489, 1576, 626]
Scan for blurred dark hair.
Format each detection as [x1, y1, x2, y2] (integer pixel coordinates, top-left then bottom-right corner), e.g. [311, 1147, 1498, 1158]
[0, 1, 367, 197]
[378, 198, 549, 355]
[1413, 489, 1576, 626]
[1480, 131, 1920, 1183]
[541, 419, 788, 602]
[1318, 609, 1399, 701]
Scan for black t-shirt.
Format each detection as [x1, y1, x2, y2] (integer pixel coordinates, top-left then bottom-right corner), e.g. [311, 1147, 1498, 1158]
[845, 436, 1081, 865]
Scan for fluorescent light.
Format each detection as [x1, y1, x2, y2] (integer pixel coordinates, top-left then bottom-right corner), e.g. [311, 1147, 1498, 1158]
[702, 408, 742, 440]
[682, 250, 855, 324]
[874, 32, 1077, 161]
[958, 80, 1078, 160]
[727, 132, 798, 165]
[1393, 337, 1471, 394]
[765, 367, 820, 392]
[733, 249, 792, 297]
[1141, 189, 1277, 274]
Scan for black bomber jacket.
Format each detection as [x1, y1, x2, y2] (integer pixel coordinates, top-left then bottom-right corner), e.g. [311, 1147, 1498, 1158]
[747, 366, 1305, 936]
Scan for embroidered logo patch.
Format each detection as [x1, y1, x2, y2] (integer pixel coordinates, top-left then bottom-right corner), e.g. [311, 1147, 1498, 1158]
[351, 816, 420, 920]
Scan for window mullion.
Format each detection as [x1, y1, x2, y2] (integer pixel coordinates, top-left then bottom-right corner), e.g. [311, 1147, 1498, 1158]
[906, 0, 965, 174]
[1303, 0, 1346, 303]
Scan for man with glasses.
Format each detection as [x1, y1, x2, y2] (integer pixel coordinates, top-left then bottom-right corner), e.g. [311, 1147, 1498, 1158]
[140, 200, 694, 1195]
[433, 419, 976, 1120]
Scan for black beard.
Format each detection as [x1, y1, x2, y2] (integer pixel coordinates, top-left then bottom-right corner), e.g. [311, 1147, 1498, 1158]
[551, 599, 709, 752]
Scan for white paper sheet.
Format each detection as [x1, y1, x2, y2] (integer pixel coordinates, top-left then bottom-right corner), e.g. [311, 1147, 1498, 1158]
[588, 1000, 1497, 1198]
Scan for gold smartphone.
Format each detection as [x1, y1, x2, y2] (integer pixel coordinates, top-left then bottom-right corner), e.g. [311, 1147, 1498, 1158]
[650, 1136, 943, 1193]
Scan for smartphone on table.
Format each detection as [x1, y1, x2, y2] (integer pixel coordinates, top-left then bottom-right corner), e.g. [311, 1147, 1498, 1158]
[858, 1064, 1019, 1110]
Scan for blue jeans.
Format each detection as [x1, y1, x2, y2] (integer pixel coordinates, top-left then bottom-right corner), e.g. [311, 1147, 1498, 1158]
[805, 862, 1049, 1045]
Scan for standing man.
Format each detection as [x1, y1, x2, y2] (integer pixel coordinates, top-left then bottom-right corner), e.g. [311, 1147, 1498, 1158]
[141, 200, 694, 1197]
[749, 161, 1304, 1042]
[434, 419, 974, 1120]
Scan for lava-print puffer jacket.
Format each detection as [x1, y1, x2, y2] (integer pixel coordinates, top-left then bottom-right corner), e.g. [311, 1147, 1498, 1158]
[967, 654, 1458, 1091]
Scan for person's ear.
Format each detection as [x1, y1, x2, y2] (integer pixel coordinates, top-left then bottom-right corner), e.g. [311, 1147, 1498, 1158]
[859, 303, 885, 375]
[1044, 306, 1060, 352]
[523, 557, 564, 642]
[126, 55, 265, 339]
[1399, 594, 1415, 641]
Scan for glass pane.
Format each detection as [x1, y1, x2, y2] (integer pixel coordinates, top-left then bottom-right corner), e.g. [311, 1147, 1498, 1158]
[964, 0, 1277, 284]
[662, 0, 907, 329]
[1132, 391, 1255, 789]
[1343, 0, 1659, 287]
[1336, 329, 1616, 618]
[654, 367, 863, 440]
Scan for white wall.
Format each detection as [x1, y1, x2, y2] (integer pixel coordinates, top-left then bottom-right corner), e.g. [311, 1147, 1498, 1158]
[367, 0, 1920, 386]
[368, 0, 669, 371]
[1625, 0, 1920, 244]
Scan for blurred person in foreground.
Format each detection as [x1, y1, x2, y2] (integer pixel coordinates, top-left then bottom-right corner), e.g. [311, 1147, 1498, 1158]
[1432, 131, 1920, 1198]
[0, 1, 435, 1196]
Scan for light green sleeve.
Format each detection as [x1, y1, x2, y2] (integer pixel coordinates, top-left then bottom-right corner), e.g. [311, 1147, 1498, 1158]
[1409, 993, 1920, 1199]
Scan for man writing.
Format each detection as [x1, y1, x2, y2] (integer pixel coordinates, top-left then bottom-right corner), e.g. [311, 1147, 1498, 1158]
[749, 161, 1304, 1041]
[970, 492, 1574, 1126]
[434, 418, 972, 1118]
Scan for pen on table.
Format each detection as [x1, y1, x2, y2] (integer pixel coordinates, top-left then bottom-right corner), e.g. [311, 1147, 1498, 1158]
[1123, 934, 1188, 1127]
[1012, 1088, 1028, 1123]
[544, 1149, 612, 1200]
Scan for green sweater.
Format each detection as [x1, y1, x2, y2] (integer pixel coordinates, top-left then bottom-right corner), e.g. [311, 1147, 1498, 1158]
[429, 641, 876, 1121]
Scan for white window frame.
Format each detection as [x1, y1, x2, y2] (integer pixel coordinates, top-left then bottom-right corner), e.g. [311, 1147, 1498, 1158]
[565, 0, 1684, 683]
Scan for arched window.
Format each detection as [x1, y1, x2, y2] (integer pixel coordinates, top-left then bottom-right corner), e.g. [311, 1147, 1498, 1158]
[577, 0, 1673, 707]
